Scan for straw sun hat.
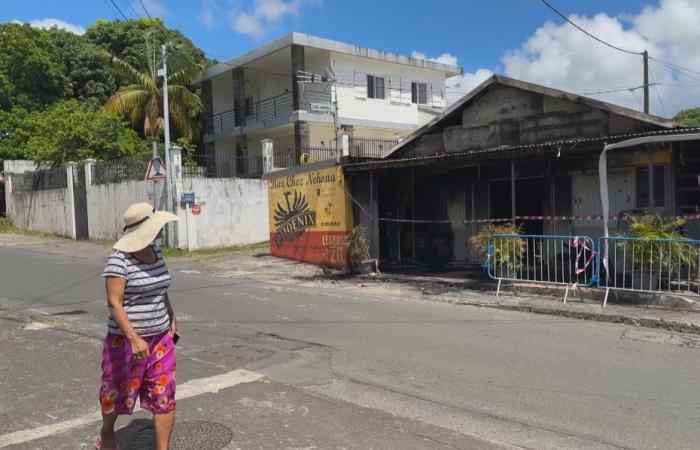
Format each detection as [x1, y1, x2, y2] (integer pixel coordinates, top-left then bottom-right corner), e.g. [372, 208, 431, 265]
[113, 202, 179, 253]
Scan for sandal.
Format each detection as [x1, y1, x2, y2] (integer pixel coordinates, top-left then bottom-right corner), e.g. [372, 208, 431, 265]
[94, 438, 121, 450]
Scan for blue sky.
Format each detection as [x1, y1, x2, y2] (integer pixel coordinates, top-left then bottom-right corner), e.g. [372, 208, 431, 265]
[4, 0, 700, 116]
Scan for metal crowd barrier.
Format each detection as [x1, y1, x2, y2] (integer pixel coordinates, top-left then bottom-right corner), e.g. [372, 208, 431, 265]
[486, 234, 597, 302]
[598, 236, 700, 306]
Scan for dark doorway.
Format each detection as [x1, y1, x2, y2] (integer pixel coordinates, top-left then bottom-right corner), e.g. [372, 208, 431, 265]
[490, 180, 512, 219]
[516, 178, 545, 235]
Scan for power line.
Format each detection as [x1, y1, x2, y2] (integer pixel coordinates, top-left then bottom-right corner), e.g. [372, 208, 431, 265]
[651, 58, 700, 83]
[120, 0, 140, 19]
[101, 0, 122, 19]
[140, 0, 153, 18]
[648, 65, 666, 117]
[540, 0, 644, 55]
[107, 0, 129, 20]
[649, 56, 700, 76]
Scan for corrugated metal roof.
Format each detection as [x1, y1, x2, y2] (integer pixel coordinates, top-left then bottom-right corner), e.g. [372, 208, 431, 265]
[385, 75, 679, 160]
[345, 126, 700, 171]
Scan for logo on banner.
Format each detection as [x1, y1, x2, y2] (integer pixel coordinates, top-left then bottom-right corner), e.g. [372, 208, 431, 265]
[273, 190, 316, 246]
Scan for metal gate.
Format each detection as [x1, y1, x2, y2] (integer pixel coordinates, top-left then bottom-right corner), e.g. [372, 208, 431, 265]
[72, 165, 89, 240]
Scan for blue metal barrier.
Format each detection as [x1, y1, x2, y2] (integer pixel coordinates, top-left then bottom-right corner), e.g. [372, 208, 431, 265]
[486, 234, 597, 302]
[598, 236, 700, 306]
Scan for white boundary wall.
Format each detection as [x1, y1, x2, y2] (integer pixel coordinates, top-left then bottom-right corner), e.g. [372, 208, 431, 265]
[176, 177, 269, 249]
[3, 161, 75, 238]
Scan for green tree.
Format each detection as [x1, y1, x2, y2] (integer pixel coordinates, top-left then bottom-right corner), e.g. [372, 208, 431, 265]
[85, 18, 207, 78]
[0, 23, 70, 109]
[674, 108, 700, 127]
[45, 28, 118, 105]
[104, 54, 203, 142]
[14, 100, 146, 165]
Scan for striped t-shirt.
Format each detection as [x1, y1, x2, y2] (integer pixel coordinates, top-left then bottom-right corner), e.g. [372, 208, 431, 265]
[102, 245, 171, 337]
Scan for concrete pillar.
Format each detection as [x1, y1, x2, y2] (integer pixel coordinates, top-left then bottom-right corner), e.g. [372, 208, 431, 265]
[84, 159, 95, 186]
[262, 139, 274, 174]
[235, 135, 248, 176]
[66, 162, 77, 240]
[293, 121, 308, 164]
[201, 79, 213, 135]
[232, 68, 245, 127]
[291, 44, 305, 111]
[169, 146, 185, 249]
[341, 132, 350, 157]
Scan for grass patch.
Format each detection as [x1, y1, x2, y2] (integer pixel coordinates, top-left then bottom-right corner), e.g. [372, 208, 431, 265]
[161, 241, 270, 258]
[0, 217, 19, 233]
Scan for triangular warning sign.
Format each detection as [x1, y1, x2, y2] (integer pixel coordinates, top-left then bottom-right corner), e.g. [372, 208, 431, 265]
[145, 157, 167, 181]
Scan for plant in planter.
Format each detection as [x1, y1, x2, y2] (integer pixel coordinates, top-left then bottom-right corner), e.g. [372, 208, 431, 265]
[471, 223, 524, 272]
[621, 214, 699, 290]
[346, 226, 375, 274]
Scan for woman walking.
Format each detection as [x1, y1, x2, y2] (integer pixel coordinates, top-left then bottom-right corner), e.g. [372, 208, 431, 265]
[96, 202, 179, 450]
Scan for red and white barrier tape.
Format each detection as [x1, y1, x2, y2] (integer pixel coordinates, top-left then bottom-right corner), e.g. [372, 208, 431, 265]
[377, 213, 700, 225]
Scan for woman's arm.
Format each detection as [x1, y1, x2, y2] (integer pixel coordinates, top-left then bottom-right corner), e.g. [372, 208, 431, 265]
[164, 293, 176, 336]
[105, 276, 149, 359]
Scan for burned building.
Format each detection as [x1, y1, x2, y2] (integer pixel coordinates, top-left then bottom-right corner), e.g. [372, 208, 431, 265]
[346, 75, 700, 269]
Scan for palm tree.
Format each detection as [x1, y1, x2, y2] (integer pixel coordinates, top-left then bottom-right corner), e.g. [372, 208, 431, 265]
[103, 50, 203, 143]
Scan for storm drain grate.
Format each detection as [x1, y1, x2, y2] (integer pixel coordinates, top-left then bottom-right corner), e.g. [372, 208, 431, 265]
[123, 420, 233, 450]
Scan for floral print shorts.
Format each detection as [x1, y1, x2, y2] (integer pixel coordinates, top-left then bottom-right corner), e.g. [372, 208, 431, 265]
[99, 331, 176, 415]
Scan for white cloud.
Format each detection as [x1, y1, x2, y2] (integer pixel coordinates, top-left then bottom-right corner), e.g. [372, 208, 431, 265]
[446, 68, 494, 105]
[231, 12, 266, 39]
[136, 0, 167, 17]
[411, 51, 458, 67]
[499, 0, 700, 117]
[199, 0, 219, 29]
[13, 18, 86, 35]
[229, 0, 316, 39]
[411, 51, 491, 105]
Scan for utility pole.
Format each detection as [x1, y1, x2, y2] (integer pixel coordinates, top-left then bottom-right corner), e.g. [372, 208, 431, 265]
[160, 44, 174, 246]
[643, 50, 649, 114]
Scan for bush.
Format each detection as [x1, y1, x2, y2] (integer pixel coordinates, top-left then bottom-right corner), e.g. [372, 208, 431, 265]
[622, 214, 698, 272]
[471, 222, 524, 269]
[345, 226, 371, 271]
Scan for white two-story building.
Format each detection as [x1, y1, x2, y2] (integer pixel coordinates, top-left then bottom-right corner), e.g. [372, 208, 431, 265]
[195, 32, 462, 175]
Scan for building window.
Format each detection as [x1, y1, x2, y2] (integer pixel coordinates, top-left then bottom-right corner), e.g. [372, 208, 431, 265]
[244, 97, 254, 117]
[411, 82, 428, 105]
[636, 165, 665, 208]
[367, 75, 385, 99]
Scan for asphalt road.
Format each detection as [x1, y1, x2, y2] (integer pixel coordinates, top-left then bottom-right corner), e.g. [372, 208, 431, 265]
[1, 241, 699, 450]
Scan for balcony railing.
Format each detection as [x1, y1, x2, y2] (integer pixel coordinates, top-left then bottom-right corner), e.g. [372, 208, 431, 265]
[208, 91, 293, 136]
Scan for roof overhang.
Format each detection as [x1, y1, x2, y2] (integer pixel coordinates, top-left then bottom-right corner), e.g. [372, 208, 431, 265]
[194, 32, 463, 84]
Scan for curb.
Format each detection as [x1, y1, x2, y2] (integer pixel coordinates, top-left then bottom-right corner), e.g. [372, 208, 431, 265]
[359, 274, 700, 335]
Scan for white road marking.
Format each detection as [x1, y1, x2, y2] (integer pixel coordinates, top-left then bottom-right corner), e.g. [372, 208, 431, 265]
[0, 369, 265, 448]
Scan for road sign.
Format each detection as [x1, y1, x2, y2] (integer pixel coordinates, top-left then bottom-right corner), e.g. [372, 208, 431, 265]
[181, 192, 195, 205]
[310, 103, 332, 113]
[191, 204, 202, 215]
[145, 157, 167, 181]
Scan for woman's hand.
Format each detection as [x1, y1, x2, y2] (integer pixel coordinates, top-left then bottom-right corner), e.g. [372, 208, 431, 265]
[168, 316, 177, 337]
[129, 335, 150, 360]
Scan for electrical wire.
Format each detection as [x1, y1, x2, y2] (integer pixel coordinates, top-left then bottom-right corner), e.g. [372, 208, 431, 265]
[107, 0, 129, 20]
[120, 0, 140, 19]
[540, 0, 643, 55]
[648, 56, 700, 76]
[650, 58, 700, 83]
[140, 0, 153, 18]
[101, 0, 124, 19]
[648, 65, 666, 117]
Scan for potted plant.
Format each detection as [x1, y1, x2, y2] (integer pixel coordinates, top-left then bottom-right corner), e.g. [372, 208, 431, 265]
[346, 226, 375, 274]
[471, 223, 524, 275]
[621, 214, 699, 290]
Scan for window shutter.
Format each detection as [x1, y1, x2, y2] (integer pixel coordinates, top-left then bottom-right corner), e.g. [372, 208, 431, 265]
[431, 81, 446, 108]
[390, 76, 402, 104]
[375, 77, 385, 99]
[354, 70, 367, 99]
[400, 78, 412, 105]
